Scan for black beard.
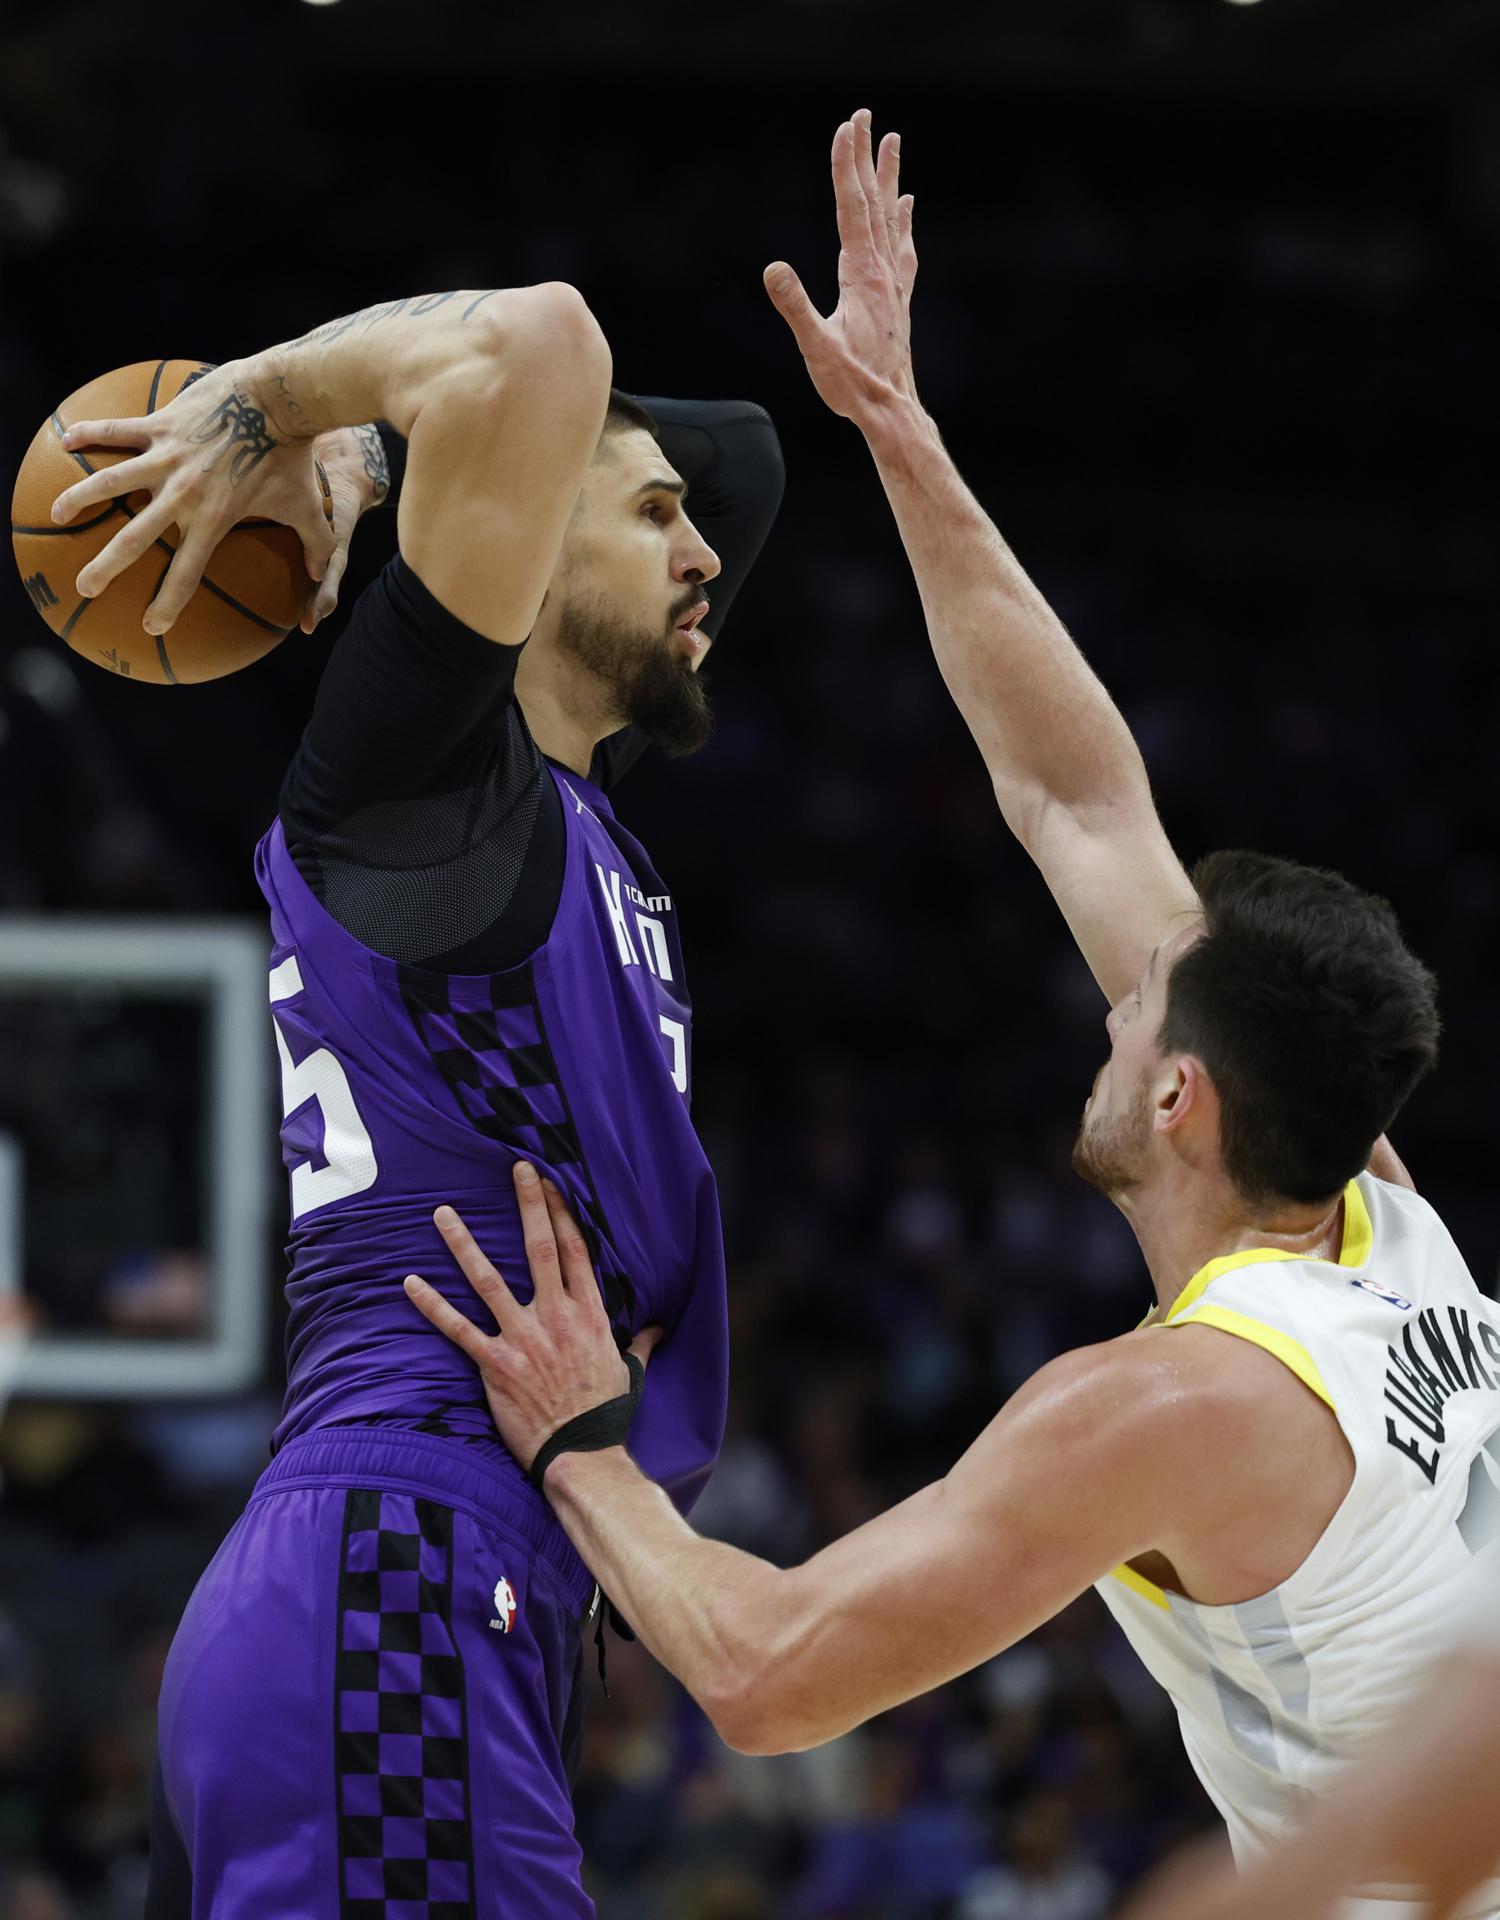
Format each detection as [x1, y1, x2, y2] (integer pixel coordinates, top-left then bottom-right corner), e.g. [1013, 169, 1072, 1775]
[555, 594, 713, 758]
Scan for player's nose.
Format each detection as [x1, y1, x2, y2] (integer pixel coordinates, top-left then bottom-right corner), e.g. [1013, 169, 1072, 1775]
[675, 518, 720, 585]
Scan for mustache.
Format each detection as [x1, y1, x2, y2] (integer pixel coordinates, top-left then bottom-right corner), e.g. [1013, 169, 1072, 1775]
[667, 587, 710, 629]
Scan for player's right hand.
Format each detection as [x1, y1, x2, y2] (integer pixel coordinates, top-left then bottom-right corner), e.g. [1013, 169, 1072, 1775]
[48, 359, 338, 637]
[764, 109, 920, 428]
[403, 1163, 662, 1478]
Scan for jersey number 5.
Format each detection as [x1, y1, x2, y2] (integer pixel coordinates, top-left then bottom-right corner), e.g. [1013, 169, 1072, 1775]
[269, 955, 379, 1220]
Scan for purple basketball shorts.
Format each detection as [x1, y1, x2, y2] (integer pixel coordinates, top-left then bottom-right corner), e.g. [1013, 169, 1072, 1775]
[149, 1427, 599, 1919]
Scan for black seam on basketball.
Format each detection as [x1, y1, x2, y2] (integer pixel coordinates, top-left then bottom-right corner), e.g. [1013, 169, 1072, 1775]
[60, 597, 92, 641]
[146, 359, 167, 414]
[40, 402, 291, 644]
[111, 490, 290, 639]
[150, 558, 180, 684]
[11, 504, 124, 537]
[50, 411, 96, 477]
[195, 571, 287, 635]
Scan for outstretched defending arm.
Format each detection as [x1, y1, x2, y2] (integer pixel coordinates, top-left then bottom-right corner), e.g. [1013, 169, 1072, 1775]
[50, 284, 611, 648]
[403, 1172, 1253, 1757]
[765, 114, 1197, 1004]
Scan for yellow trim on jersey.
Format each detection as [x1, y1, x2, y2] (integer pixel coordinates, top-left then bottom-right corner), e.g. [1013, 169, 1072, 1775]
[1165, 1248, 1302, 1324]
[1163, 1179, 1371, 1325]
[1171, 1301, 1338, 1411]
[1338, 1178, 1373, 1271]
[1108, 1562, 1172, 1610]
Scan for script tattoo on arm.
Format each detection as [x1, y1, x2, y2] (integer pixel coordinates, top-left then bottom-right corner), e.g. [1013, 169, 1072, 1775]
[291, 289, 499, 350]
[187, 390, 282, 482]
[354, 423, 391, 507]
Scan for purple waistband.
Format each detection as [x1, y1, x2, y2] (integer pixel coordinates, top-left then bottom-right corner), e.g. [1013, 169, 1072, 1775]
[251, 1425, 596, 1614]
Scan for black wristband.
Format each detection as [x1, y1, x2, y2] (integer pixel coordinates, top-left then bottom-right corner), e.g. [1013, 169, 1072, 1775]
[528, 1353, 645, 1493]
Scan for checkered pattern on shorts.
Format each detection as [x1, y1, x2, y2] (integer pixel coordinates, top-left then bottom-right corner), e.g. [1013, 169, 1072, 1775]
[336, 1489, 475, 1920]
[395, 961, 635, 1325]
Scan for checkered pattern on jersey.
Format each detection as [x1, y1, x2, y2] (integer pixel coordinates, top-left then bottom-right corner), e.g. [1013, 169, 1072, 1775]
[336, 1489, 476, 1920]
[395, 962, 635, 1325]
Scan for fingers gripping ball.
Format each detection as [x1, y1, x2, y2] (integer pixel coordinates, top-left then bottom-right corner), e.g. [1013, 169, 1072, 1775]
[10, 360, 327, 685]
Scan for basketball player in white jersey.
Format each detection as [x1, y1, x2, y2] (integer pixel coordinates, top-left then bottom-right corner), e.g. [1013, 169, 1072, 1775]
[1122, 1586, 1500, 1919]
[403, 113, 1500, 1919]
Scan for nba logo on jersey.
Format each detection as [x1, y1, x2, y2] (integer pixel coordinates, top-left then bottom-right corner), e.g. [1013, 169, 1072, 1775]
[490, 1577, 519, 1633]
[1349, 1276, 1413, 1311]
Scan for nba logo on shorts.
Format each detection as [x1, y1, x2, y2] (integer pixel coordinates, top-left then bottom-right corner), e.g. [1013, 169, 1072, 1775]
[490, 1576, 518, 1633]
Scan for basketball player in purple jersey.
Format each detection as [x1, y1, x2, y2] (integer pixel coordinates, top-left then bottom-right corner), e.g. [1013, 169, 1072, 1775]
[408, 117, 1500, 1920]
[50, 290, 782, 1915]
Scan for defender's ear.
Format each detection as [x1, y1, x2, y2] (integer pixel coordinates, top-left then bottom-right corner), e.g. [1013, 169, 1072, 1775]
[1154, 1055, 1206, 1137]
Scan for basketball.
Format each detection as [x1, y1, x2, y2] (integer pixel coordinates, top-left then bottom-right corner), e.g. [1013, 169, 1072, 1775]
[9, 359, 320, 686]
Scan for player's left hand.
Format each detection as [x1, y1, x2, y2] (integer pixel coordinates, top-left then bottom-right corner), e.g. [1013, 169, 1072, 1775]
[299, 424, 390, 634]
[403, 1162, 661, 1474]
[764, 108, 920, 429]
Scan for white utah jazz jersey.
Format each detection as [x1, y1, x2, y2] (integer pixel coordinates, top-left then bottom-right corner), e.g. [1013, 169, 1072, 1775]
[1096, 1173, 1500, 1917]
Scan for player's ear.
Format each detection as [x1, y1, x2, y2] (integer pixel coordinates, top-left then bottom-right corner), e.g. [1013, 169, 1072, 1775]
[1154, 1055, 1202, 1136]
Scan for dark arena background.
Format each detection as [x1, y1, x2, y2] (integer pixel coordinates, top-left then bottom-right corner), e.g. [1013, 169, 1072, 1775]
[1, 1, 1498, 1915]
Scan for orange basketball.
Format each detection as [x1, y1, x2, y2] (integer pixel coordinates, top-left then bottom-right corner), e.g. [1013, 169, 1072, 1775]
[10, 359, 320, 685]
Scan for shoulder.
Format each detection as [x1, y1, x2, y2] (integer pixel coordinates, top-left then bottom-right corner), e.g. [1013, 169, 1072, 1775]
[970, 1332, 1235, 1485]
[1039, 1327, 1320, 1481]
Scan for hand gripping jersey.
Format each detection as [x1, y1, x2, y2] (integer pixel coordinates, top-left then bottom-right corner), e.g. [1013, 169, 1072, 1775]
[1096, 1173, 1500, 1917]
[256, 762, 728, 1512]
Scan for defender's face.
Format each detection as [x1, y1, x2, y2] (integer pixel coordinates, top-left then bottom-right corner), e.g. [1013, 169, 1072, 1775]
[570, 427, 721, 668]
[1074, 922, 1204, 1197]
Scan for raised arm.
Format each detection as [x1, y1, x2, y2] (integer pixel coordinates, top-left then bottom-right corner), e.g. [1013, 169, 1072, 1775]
[50, 283, 611, 648]
[765, 115, 1197, 1004]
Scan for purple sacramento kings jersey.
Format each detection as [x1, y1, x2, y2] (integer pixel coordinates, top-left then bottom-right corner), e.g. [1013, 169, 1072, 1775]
[256, 764, 727, 1511]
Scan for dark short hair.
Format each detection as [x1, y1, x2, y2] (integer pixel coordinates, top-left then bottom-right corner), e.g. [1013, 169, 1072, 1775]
[1158, 850, 1440, 1206]
[602, 390, 659, 441]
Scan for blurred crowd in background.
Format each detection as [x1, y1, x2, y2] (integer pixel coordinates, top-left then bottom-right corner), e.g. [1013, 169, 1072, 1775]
[1, 1, 1498, 1914]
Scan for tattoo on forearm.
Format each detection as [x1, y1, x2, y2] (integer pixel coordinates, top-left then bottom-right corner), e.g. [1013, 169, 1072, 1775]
[291, 289, 498, 350]
[354, 423, 391, 506]
[187, 390, 281, 482]
[272, 372, 310, 431]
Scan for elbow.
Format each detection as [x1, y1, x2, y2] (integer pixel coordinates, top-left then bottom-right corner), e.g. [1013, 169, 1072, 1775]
[478, 280, 610, 395]
[1003, 778, 1080, 865]
[527, 280, 610, 368]
[1006, 773, 1151, 866]
[705, 1672, 799, 1757]
[694, 1568, 839, 1757]
[700, 1646, 831, 1757]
